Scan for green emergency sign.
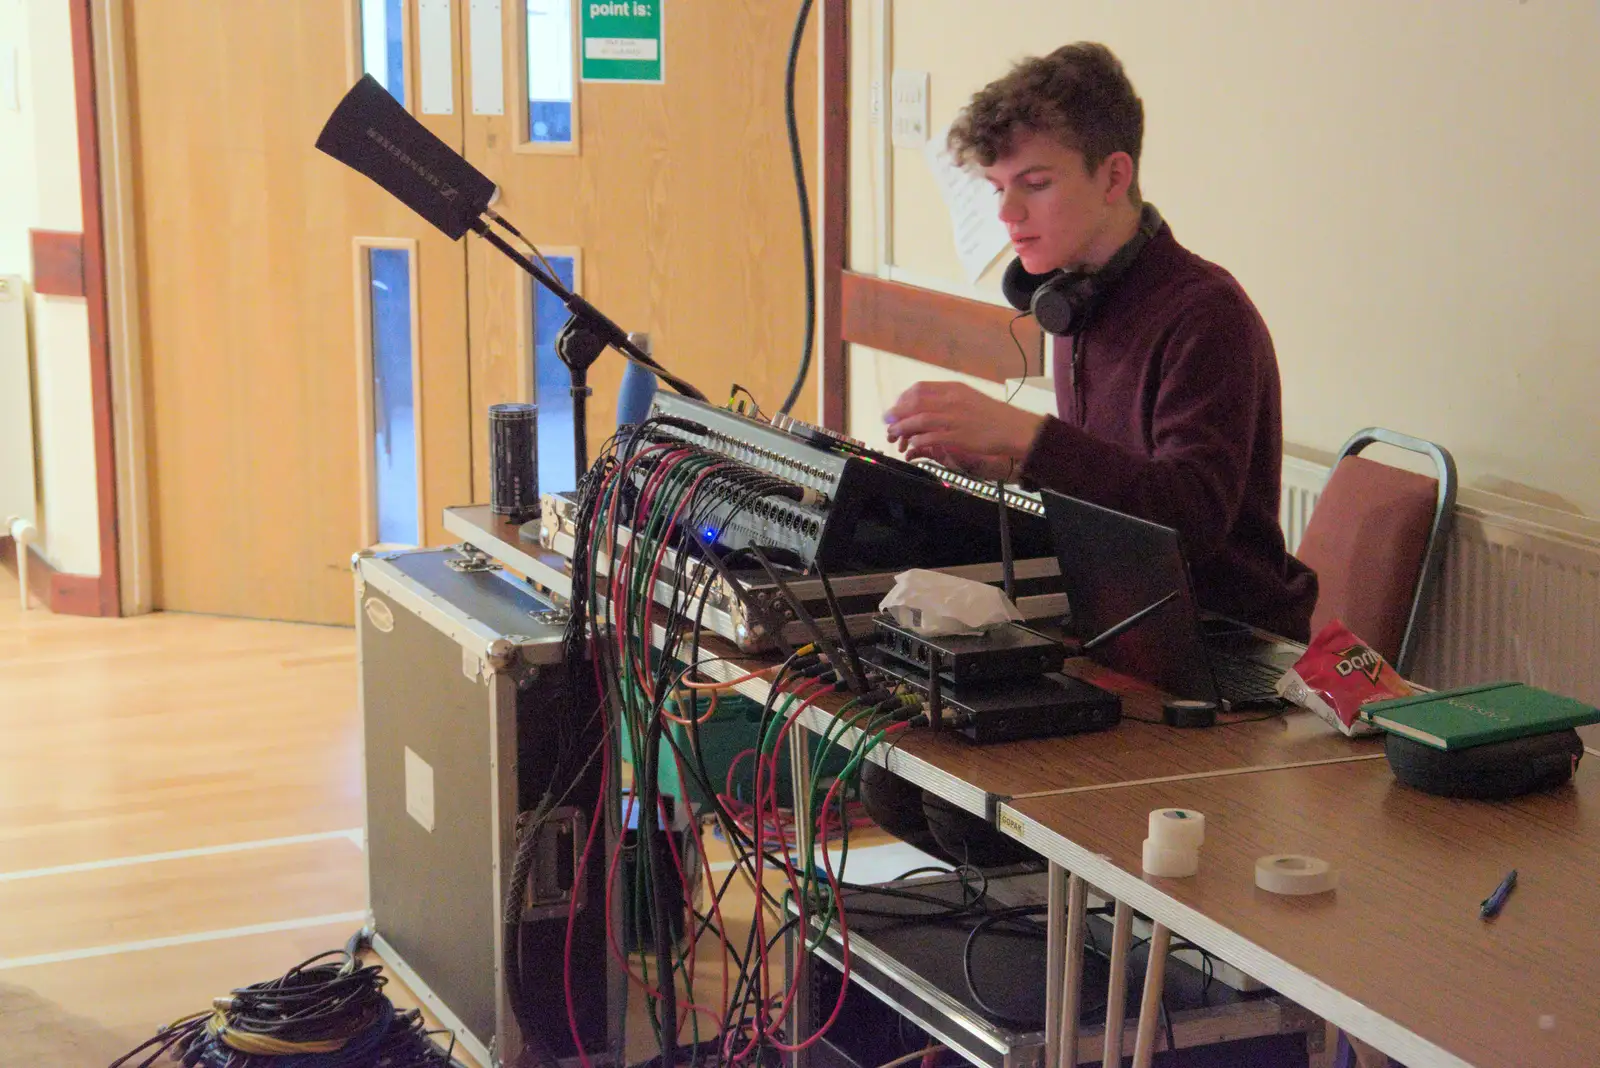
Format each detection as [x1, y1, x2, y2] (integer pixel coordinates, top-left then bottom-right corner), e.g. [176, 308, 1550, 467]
[581, 1, 664, 84]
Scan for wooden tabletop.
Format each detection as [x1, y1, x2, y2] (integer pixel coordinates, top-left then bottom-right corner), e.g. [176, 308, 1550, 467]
[1001, 758, 1600, 1068]
[443, 503, 1379, 817]
[795, 659, 1380, 817]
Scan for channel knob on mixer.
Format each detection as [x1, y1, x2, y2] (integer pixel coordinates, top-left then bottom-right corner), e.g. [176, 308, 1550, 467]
[768, 412, 867, 450]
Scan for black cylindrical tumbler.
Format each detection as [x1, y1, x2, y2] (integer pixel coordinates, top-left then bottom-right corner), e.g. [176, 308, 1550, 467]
[488, 402, 539, 522]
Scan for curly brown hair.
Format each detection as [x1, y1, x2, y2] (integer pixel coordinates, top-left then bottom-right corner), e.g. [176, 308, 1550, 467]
[947, 42, 1144, 200]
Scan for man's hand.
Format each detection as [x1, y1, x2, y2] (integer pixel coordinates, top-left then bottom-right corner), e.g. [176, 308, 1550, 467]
[884, 381, 1046, 470]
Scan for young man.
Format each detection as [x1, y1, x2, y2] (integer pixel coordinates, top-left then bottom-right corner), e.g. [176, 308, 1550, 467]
[885, 42, 1316, 641]
[863, 43, 1317, 868]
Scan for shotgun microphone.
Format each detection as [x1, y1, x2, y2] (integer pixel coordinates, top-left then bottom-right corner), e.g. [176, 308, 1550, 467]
[314, 74, 496, 240]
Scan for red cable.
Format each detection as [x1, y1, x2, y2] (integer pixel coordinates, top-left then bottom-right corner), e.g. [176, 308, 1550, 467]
[762, 683, 834, 883]
[665, 744, 737, 1025]
[750, 770, 856, 1054]
[730, 683, 839, 1060]
[726, 768, 854, 1060]
[725, 748, 757, 802]
[563, 730, 610, 1068]
[656, 792, 730, 1037]
[624, 446, 695, 681]
[598, 792, 724, 1033]
[638, 459, 736, 695]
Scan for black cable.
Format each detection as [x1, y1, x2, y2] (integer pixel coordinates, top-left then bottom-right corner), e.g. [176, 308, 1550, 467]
[730, 383, 767, 420]
[109, 931, 466, 1068]
[996, 479, 1015, 603]
[1003, 312, 1032, 403]
[572, 433, 887, 1062]
[962, 911, 1050, 1027]
[777, 0, 816, 416]
[637, 699, 679, 1068]
[891, 865, 958, 881]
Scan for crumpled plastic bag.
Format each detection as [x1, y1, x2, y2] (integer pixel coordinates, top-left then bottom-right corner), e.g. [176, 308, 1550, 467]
[879, 568, 1023, 637]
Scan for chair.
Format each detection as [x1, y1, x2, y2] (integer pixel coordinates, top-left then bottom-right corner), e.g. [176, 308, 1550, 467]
[1295, 427, 1457, 676]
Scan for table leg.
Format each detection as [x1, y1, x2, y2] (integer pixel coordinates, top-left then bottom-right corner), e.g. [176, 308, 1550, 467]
[788, 714, 813, 871]
[1044, 863, 1067, 1068]
[787, 718, 812, 1068]
[1056, 874, 1088, 1068]
[1102, 899, 1133, 1066]
[1130, 923, 1172, 1068]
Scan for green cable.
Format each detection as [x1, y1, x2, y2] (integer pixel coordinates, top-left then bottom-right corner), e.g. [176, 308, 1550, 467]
[796, 701, 884, 946]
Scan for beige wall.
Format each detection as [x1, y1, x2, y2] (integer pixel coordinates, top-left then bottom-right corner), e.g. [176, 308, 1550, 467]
[849, 1, 1600, 516]
[0, 0, 100, 576]
[0, 1, 36, 276]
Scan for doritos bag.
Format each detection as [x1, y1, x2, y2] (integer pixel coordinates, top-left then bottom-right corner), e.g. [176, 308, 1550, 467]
[1276, 619, 1417, 737]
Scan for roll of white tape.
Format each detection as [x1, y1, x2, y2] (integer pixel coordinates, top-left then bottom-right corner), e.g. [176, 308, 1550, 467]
[1255, 854, 1339, 895]
[1142, 837, 1200, 878]
[1148, 808, 1206, 850]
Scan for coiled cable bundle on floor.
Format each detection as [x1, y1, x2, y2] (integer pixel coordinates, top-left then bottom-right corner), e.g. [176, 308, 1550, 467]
[109, 930, 466, 1068]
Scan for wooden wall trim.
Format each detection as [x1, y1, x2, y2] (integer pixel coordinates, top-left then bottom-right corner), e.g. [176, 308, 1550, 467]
[819, 0, 848, 431]
[29, 230, 86, 297]
[0, 536, 101, 615]
[70, 0, 120, 617]
[840, 270, 1044, 384]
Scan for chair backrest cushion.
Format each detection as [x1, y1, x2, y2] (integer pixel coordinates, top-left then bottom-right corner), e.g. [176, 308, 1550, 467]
[1297, 455, 1438, 665]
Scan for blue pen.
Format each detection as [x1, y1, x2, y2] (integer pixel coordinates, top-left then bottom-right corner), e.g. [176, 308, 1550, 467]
[1480, 869, 1518, 919]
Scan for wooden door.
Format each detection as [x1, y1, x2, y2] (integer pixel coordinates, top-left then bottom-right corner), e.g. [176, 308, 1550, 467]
[127, 0, 472, 624]
[459, 1, 819, 500]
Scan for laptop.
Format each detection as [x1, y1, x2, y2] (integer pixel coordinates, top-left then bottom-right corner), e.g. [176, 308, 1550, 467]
[1042, 491, 1302, 709]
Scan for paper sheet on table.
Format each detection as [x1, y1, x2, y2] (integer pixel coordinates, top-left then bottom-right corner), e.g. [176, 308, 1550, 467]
[922, 122, 1013, 283]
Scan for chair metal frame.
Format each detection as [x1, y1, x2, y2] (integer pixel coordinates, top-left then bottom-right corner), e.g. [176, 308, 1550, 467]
[1324, 427, 1457, 675]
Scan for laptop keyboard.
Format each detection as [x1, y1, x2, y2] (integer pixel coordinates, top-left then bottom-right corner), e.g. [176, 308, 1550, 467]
[1209, 652, 1285, 704]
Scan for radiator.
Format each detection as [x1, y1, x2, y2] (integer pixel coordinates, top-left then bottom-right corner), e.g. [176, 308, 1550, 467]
[1280, 454, 1600, 705]
[0, 275, 37, 530]
[1279, 456, 1325, 557]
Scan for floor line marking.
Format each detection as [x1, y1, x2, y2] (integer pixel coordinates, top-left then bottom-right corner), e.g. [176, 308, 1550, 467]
[0, 911, 371, 972]
[0, 828, 365, 883]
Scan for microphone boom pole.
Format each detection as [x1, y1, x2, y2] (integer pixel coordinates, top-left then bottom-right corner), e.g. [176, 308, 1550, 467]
[316, 74, 706, 485]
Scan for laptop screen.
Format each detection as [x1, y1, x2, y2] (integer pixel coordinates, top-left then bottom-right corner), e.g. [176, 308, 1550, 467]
[1041, 491, 1221, 703]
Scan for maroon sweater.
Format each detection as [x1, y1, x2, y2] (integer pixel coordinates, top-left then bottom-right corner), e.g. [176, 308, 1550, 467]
[1019, 221, 1318, 640]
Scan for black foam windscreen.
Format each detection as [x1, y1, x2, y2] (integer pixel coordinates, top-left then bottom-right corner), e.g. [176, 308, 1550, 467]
[315, 74, 496, 240]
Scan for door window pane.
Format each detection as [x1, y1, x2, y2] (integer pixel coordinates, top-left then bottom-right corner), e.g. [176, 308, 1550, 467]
[527, 0, 575, 144]
[361, 0, 407, 104]
[531, 255, 578, 493]
[369, 247, 419, 545]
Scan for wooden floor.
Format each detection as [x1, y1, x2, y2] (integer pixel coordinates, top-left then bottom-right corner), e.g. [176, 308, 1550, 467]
[0, 569, 922, 1066]
[0, 569, 456, 1065]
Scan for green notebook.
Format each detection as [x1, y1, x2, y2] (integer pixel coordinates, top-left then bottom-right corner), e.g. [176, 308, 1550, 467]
[1362, 680, 1600, 751]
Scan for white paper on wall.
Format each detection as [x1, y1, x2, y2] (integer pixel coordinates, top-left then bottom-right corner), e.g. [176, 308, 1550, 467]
[922, 122, 1012, 284]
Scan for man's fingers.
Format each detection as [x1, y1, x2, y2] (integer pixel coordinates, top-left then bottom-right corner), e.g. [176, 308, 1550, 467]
[883, 412, 952, 442]
[902, 432, 958, 461]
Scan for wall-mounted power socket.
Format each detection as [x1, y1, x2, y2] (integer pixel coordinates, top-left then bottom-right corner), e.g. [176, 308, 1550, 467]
[890, 69, 929, 148]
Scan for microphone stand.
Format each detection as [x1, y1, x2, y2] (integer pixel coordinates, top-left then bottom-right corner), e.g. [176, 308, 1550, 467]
[469, 216, 706, 484]
[553, 319, 605, 480]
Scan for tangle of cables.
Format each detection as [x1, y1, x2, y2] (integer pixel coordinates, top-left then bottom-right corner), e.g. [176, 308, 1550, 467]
[108, 931, 465, 1068]
[554, 414, 932, 1068]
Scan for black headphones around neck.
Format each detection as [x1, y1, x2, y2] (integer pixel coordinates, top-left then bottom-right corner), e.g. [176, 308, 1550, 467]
[1001, 203, 1163, 337]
